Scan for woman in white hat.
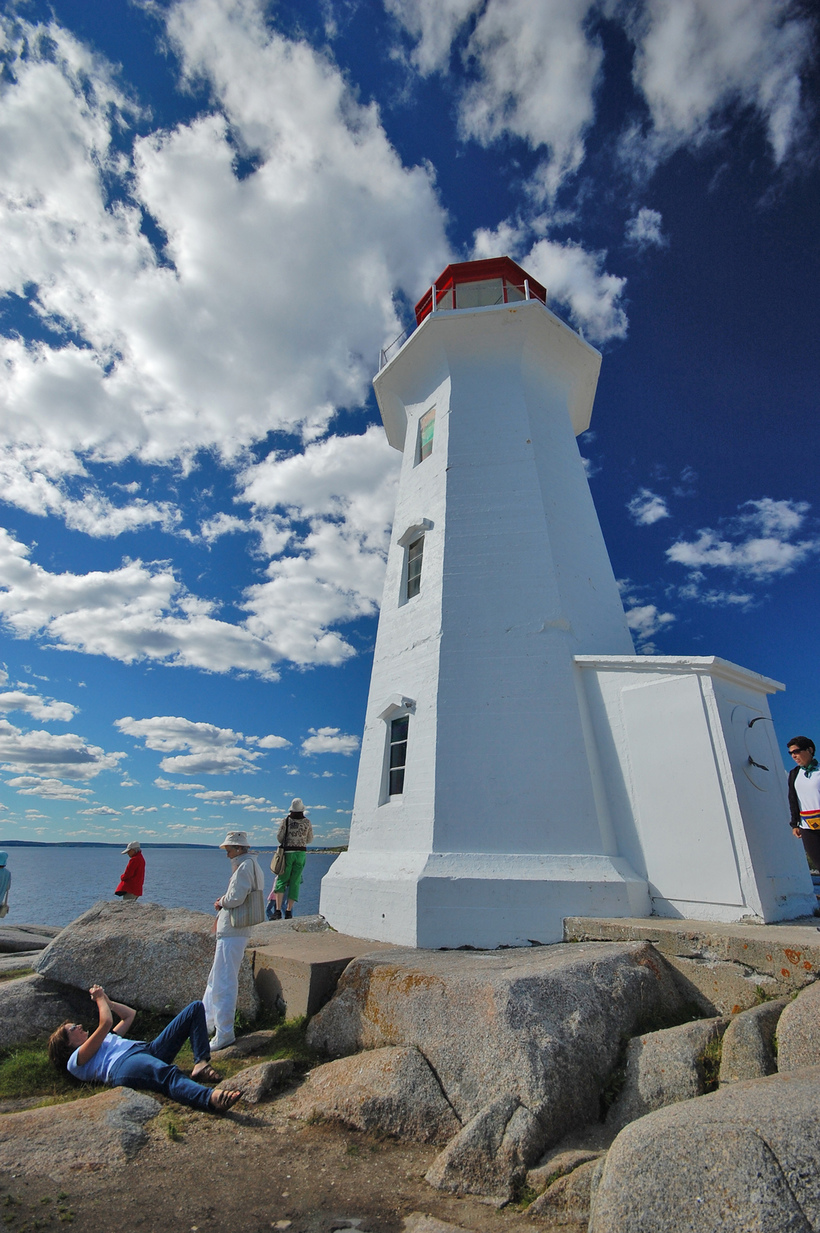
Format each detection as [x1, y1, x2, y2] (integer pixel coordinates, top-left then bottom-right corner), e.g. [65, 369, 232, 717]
[202, 832, 264, 1051]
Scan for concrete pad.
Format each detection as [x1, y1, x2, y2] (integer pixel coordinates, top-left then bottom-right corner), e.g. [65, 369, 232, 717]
[564, 916, 820, 996]
[250, 931, 397, 1019]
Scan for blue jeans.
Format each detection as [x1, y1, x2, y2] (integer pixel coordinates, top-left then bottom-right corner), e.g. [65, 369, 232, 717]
[109, 1000, 214, 1113]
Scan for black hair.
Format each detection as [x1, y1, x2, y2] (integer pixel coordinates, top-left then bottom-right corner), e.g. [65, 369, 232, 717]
[787, 736, 816, 756]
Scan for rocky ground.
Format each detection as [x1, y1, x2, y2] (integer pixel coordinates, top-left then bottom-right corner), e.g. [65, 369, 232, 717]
[0, 1088, 569, 1233]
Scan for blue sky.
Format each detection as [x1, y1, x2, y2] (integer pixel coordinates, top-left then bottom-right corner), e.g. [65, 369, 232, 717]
[0, 0, 817, 845]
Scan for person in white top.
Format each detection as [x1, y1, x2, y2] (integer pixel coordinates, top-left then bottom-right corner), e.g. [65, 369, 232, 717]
[788, 736, 820, 875]
[202, 831, 264, 1051]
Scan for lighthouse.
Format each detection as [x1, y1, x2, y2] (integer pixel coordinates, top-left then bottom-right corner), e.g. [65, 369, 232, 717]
[320, 257, 815, 948]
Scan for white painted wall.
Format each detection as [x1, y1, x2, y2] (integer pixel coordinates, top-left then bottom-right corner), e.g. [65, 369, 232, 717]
[320, 299, 814, 948]
[575, 656, 815, 923]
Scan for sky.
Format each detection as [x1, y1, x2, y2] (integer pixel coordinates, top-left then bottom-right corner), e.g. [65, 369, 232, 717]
[0, 0, 817, 847]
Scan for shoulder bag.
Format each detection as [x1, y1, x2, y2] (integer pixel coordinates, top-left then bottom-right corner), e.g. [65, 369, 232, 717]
[228, 860, 266, 928]
[270, 817, 289, 877]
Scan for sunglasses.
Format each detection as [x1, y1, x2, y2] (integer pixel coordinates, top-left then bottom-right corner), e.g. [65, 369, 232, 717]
[789, 749, 810, 757]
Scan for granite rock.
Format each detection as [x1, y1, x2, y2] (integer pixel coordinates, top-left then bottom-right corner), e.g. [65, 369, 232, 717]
[215, 1059, 294, 1103]
[35, 900, 258, 1018]
[527, 1147, 605, 1193]
[528, 1157, 603, 1223]
[425, 1096, 545, 1198]
[590, 1067, 820, 1233]
[775, 981, 820, 1073]
[292, 1046, 461, 1144]
[0, 973, 95, 1049]
[0, 1088, 160, 1178]
[606, 1016, 729, 1132]
[308, 942, 688, 1146]
[719, 999, 787, 1085]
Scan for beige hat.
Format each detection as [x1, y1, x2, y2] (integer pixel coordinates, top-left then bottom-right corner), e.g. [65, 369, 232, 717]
[219, 831, 250, 849]
[122, 840, 141, 854]
[290, 798, 305, 812]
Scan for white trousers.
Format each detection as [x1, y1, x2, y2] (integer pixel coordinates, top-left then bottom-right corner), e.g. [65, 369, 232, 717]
[202, 935, 247, 1039]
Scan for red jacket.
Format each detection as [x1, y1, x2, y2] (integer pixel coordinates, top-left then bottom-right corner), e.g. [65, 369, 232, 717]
[115, 852, 145, 897]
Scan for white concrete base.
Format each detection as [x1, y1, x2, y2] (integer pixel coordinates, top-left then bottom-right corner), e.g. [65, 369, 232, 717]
[319, 850, 651, 948]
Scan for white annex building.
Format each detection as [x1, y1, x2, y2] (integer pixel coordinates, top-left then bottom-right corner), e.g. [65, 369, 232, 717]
[319, 257, 815, 948]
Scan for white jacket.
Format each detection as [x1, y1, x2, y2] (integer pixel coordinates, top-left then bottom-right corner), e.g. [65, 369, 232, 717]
[215, 852, 263, 937]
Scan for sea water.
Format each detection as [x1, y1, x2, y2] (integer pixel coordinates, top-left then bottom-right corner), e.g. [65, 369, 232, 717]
[0, 846, 339, 929]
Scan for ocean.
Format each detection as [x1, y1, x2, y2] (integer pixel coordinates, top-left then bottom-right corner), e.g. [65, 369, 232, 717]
[0, 846, 339, 929]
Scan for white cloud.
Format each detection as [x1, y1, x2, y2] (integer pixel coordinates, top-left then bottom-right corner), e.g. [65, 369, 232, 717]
[668, 530, 818, 578]
[522, 237, 627, 343]
[622, 0, 815, 171]
[301, 726, 360, 756]
[0, 687, 77, 722]
[0, 719, 124, 781]
[254, 734, 291, 749]
[117, 715, 262, 775]
[78, 805, 121, 816]
[200, 513, 248, 543]
[627, 487, 670, 525]
[0, 3, 449, 517]
[5, 776, 95, 801]
[625, 207, 668, 250]
[389, 0, 813, 194]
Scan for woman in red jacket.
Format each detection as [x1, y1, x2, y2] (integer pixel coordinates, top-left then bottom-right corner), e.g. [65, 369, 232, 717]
[115, 841, 145, 901]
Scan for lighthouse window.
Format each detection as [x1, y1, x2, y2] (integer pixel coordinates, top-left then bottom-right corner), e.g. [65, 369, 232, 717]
[418, 407, 436, 462]
[455, 278, 504, 309]
[389, 714, 409, 795]
[406, 536, 424, 599]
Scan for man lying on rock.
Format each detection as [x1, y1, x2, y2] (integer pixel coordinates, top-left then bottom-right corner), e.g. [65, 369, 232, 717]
[48, 984, 242, 1114]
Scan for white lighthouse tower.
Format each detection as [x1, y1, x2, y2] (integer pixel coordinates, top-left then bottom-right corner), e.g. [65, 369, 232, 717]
[320, 258, 814, 948]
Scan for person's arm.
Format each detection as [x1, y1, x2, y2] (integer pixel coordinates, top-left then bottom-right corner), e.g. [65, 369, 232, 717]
[788, 768, 803, 835]
[108, 998, 136, 1036]
[305, 820, 313, 845]
[75, 985, 114, 1066]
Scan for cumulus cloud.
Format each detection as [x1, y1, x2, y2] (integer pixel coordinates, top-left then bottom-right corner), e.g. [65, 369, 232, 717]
[0, 4, 448, 495]
[625, 207, 668, 250]
[0, 719, 124, 781]
[0, 527, 365, 674]
[301, 727, 360, 756]
[78, 805, 121, 816]
[0, 685, 77, 722]
[627, 487, 670, 525]
[667, 498, 819, 580]
[522, 237, 627, 343]
[389, 0, 813, 193]
[116, 715, 266, 775]
[6, 776, 95, 800]
[621, 0, 815, 173]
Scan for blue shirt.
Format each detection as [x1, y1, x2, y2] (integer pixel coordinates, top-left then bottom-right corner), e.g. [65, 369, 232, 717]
[67, 1033, 143, 1084]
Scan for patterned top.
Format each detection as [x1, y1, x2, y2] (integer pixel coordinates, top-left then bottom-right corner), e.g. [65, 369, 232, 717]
[277, 814, 314, 848]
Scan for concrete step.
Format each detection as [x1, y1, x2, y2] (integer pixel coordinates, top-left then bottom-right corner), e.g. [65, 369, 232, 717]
[250, 930, 397, 1019]
[564, 916, 820, 1013]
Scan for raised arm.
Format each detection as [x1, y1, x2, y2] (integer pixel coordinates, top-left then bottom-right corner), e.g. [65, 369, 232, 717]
[75, 985, 113, 1066]
[108, 998, 136, 1036]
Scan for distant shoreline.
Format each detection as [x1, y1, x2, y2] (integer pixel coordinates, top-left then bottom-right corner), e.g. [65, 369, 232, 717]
[0, 840, 347, 852]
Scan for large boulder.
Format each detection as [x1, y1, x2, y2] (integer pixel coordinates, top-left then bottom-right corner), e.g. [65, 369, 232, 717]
[0, 974, 95, 1049]
[775, 981, 820, 1073]
[291, 1047, 461, 1144]
[307, 941, 689, 1193]
[719, 999, 786, 1085]
[35, 900, 258, 1018]
[0, 1088, 160, 1179]
[589, 1067, 820, 1233]
[606, 1016, 729, 1131]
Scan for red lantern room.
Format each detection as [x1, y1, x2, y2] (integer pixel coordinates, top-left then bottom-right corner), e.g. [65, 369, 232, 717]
[414, 256, 546, 326]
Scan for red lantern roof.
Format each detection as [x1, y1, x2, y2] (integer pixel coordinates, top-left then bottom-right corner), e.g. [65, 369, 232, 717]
[414, 256, 546, 326]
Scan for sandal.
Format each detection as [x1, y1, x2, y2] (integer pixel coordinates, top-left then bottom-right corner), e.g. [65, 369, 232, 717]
[210, 1088, 242, 1114]
[192, 1062, 222, 1084]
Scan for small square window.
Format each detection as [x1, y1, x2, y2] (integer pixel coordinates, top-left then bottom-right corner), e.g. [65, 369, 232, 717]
[406, 536, 423, 599]
[419, 407, 436, 462]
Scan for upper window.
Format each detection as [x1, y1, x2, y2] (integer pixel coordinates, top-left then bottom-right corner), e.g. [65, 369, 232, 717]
[388, 714, 409, 795]
[406, 536, 424, 599]
[418, 407, 436, 462]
